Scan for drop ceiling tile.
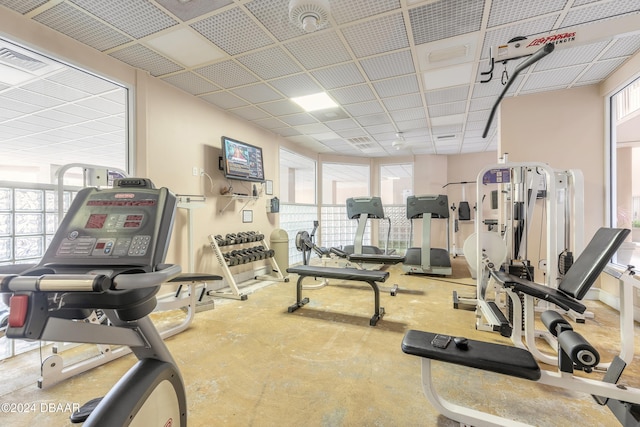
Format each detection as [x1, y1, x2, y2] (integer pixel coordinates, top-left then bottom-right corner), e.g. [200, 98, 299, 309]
[273, 127, 300, 137]
[390, 108, 426, 122]
[161, 72, 219, 95]
[310, 63, 366, 90]
[469, 97, 495, 112]
[425, 85, 469, 105]
[409, 0, 484, 45]
[521, 66, 586, 91]
[294, 123, 332, 134]
[155, 0, 232, 21]
[331, 0, 401, 25]
[487, 0, 567, 28]
[329, 84, 377, 105]
[76, 97, 124, 114]
[364, 123, 397, 135]
[561, 0, 640, 27]
[356, 113, 390, 127]
[600, 34, 640, 60]
[360, 50, 415, 81]
[396, 119, 428, 132]
[229, 105, 270, 121]
[231, 83, 283, 103]
[284, 31, 352, 69]
[195, 60, 259, 89]
[0, 0, 48, 14]
[343, 101, 384, 117]
[268, 74, 322, 98]
[56, 104, 109, 120]
[382, 94, 423, 111]
[324, 118, 360, 131]
[258, 99, 304, 116]
[68, 0, 178, 38]
[109, 44, 183, 76]
[578, 57, 627, 82]
[341, 13, 409, 58]
[191, 6, 273, 55]
[252, 117, 287, 129]
[244, 0, 305, 42]
[33, 2, 132, 51]
[237, 47, 302, 80]
[279, 113, 318, 127]
[534, 40, 610, 71]
[428, 101, 466, 117]
[372, 75, 420, 98]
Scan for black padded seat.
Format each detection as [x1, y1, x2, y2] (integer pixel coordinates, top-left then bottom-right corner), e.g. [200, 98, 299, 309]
[401, 330, 541, 381]
[287, 265, 388, 282]
[491, 227, 630, 314]
[347, 253, 405, 265]
[286, 265, 389, 326]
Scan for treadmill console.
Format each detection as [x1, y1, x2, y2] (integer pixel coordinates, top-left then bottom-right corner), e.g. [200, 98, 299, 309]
[407, 195, 449, 219]
[42, 179, 177, 268]
[346, 196, 385, 219]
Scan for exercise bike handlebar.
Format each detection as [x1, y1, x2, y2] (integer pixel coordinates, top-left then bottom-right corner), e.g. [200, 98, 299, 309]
[112, 263, 181, 290]
[0, 264, 181, 292]
[0, 274, 111, 293]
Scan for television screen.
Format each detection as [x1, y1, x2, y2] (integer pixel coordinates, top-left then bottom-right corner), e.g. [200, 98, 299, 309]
[221, 136, 265, 183]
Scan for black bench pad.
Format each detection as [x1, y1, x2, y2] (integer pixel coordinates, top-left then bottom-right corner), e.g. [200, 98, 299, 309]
[347, 254, 405, 265]
[168, 273, 223, 282]
[401, 330, 541, 381]
[490, 270, 586, 314]
[287, 265, 389, 282]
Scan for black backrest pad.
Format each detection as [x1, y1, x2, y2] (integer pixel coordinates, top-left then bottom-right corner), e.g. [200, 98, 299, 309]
[559, 228, 630, 299]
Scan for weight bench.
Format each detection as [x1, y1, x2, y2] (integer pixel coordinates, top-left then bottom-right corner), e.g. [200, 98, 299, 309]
[491, 227, 630, 367]
[402, 228, 640, 426]
[286, 265, 389, 326]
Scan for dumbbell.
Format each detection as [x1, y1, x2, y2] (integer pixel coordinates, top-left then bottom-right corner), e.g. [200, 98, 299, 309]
[223, 252, 239, 266]
[214, 235, 228, 247]
[226, 233, 238, 245]
[246, 246, 265, 260]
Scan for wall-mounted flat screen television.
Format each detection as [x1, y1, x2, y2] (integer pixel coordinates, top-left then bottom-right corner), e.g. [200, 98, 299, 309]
[221, 136, 265, 183]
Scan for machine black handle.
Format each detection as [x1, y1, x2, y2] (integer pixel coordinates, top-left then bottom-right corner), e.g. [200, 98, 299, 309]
[0, 274, 111, 293]
[482, 43, 555, 138]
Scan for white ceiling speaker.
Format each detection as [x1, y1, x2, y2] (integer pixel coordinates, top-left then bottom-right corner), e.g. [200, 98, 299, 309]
[289, 0, 330, 33]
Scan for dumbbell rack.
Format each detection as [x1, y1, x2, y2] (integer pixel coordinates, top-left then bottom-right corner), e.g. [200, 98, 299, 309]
[207, 232, 284, 300]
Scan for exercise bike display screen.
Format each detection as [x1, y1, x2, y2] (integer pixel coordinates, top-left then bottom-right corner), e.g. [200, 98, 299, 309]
[45, 184, 176, 267]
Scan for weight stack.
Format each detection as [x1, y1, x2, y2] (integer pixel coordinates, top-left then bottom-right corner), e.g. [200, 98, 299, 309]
[506, 262, 534, 330]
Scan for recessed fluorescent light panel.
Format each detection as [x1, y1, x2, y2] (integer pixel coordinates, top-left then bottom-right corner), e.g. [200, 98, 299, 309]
[291, 92, 338, 111]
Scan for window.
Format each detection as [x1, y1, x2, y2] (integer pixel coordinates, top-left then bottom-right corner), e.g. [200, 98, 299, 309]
[610, 77, 640, 266]
[0, 38, 130, 359]
[379, 163, 413, 254]
[322, 162, 369, 204]
[279, 149, 316, 204]
[278, 149, 318, 266]
[321, 162, 370, 250]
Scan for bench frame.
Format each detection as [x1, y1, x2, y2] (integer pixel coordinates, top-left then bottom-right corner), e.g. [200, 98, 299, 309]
[286, 265, 389, 326]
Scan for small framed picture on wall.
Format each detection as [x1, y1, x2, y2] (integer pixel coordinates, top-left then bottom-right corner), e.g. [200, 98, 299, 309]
[265, 180, 273, 195]
[242, 209, 253, 223]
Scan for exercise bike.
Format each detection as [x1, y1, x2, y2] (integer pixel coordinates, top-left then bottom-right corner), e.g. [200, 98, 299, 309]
[0, 178, 187, 426]
[295, 221, 330, 265]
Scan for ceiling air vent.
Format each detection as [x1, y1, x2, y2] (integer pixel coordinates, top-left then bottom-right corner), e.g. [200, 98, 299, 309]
[346, 136, 383, 154]
[435, 134, 457, 141]
[0, 47, 48, 72]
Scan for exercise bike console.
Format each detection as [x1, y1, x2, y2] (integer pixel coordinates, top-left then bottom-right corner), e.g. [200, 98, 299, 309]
[0, 178, 187, 426]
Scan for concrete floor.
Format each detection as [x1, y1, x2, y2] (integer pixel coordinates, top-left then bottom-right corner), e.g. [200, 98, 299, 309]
[0, 258, 639, 426]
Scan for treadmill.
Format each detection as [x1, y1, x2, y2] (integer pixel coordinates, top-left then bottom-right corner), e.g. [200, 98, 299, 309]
[403, 194, 452, 276]
[343, 196, 391, 255]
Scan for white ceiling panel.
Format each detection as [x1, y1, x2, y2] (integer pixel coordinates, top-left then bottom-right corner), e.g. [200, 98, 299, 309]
[1, 0, 639, 158]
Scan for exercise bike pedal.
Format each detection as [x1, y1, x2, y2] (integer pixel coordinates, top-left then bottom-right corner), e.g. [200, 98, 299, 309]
[70, 397, 103, 423]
